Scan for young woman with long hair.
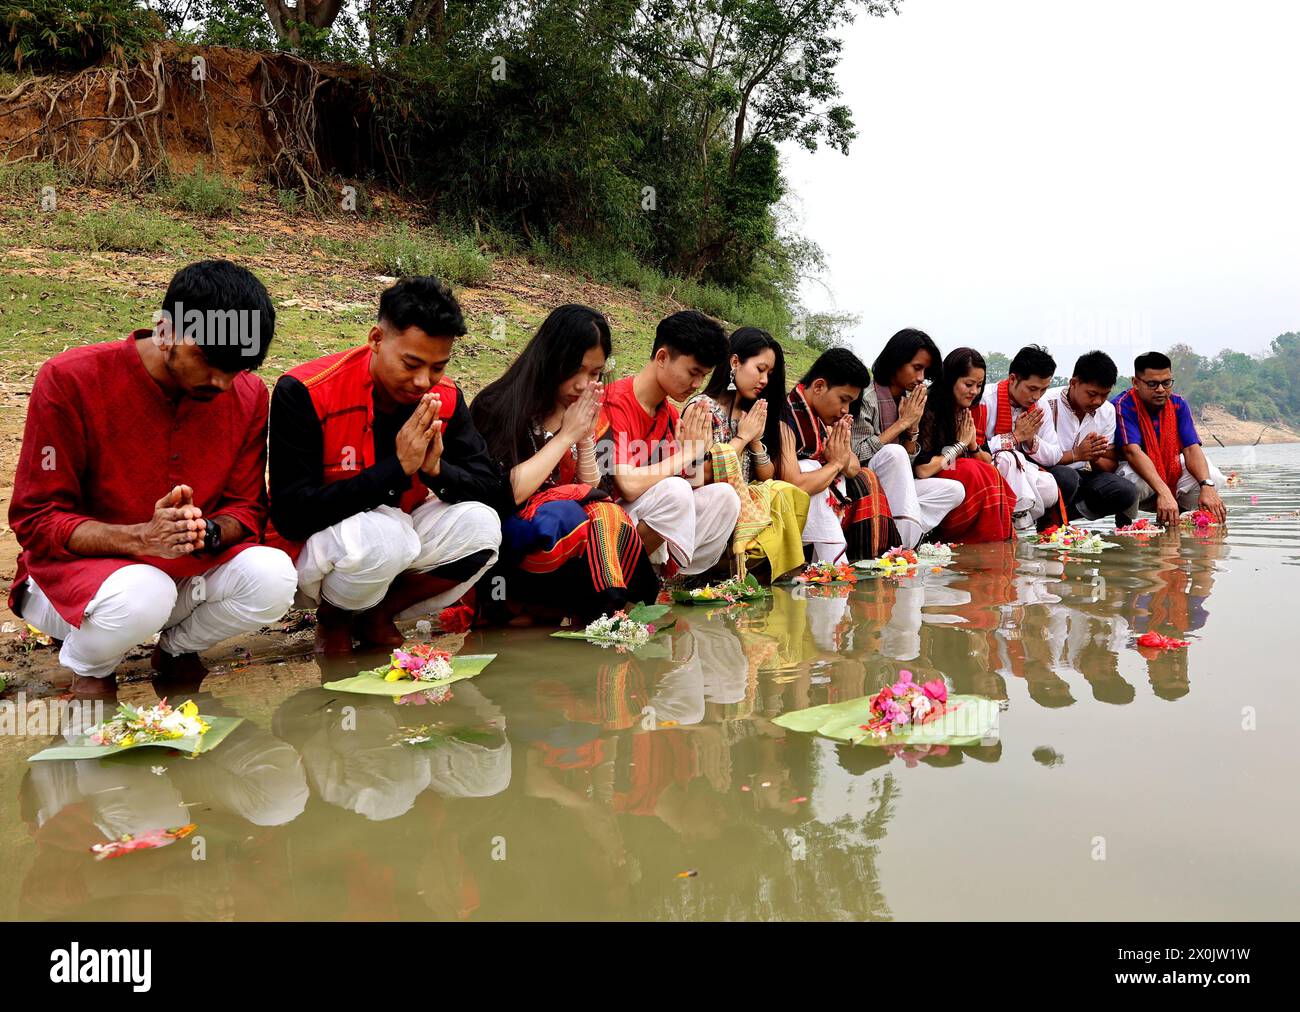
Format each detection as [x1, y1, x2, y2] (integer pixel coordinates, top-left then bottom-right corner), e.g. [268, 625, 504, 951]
[852, 327, 965, 547]
[471, 304, 658, 621]
[914, 347, 1015, 543]
[686, 327, 810, 580]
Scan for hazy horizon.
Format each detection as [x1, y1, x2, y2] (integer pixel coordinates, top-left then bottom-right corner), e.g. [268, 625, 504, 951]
[781, 0, 1300, 369]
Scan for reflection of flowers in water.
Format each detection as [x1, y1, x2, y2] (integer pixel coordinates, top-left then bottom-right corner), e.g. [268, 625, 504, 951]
[802, 583, 853, 599]
[883, 743, 949, 768]
[394, 685, 455, 706]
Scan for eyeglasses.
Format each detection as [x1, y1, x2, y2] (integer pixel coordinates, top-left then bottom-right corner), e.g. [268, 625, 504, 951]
[1138, 378, 1175, 391]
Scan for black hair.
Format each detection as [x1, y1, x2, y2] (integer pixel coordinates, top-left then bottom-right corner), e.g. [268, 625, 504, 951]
[1072, 350, 1118, 388]
[1134, 351, 1172, 373]
[799, 347, 870, 390]
[471, 304, 612, 470]
[377, 275, 467, 339]
[652, 310, 728, 367]
[922, 346, 987, 449]
[871, 328, 942, 390]
[158, 259, 275, 372]
[1008, 344, 1056, 381]
[703, 327, 794, 474]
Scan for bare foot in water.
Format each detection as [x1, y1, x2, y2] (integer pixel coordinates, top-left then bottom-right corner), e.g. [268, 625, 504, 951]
[315, 602, 355, 656]
[69, 674, 117, 699]
[353, 608, 404, 649]
[151, 647, 209, 693]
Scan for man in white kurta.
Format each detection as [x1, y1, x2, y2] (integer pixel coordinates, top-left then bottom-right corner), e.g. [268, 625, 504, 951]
[980, 346, 1064, 535]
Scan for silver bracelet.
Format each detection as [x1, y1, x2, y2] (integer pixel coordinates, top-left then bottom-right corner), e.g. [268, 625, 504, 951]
[941, 443, 962, 466]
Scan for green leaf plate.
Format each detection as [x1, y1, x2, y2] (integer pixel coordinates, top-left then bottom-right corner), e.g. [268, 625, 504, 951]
[322, 654, 497, 697]
[28, 715, 244, 762]
[773, 694, 999, 746]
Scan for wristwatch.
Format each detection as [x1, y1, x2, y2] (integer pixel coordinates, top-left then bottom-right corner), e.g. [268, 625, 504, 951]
[1198, 478, 1215, 488]
[201, 518, 222, 554]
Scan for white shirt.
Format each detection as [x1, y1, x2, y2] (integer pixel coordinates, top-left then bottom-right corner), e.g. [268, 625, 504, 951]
[1041, 386, 1117, 471]
[980, 382, 1063, 466]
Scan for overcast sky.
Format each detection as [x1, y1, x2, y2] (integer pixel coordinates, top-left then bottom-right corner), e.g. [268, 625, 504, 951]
[781, 0, 1300, 370]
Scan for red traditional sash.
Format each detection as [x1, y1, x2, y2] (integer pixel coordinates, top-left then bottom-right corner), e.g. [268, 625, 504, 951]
[994, 379, 1016, 436]
[1126, 387, 1182, 489]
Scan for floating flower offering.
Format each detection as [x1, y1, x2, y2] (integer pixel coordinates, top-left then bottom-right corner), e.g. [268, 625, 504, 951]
[860, 670, 951, 740]
[87, 699, 209, 748]
[1136, 631, 1190, 650]
[858, 543, 955, 574]
[1179, 509, 1219, 529]
[857, 548, 917, 574]
[383, 643, 454, 683]
[582, 610, 655, 648]
[90, 824, 197, 861]
[916, 541, 956, 564]
[793, 562, 858, 585]
[1028, 524, 1118, 553]
[1114, 518, 1166, 535]
[551, 603, 675, 651]
[322, 649, 496, 697]
[671, 573, 767, 605]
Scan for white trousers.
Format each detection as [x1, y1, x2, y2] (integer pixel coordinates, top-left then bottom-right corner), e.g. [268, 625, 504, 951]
[1116, 456, 1226, 521]
[294, 500, 501, 616]
[993, 450, 1059, 521]
[20, 546, 298, 680]
[867, 443, 966, 548]
[798, 459, 849, 563]
[621, 477, 740, 576]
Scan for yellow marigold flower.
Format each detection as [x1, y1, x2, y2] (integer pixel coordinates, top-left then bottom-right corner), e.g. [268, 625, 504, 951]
[179, 701, 199, 718]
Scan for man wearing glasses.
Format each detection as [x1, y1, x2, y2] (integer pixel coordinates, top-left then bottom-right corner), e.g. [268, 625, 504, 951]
[1112, 351, 1227, 528]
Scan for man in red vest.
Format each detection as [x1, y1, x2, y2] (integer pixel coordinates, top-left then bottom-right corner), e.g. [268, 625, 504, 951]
[8, 260, 298, 697]
[268, 276, 503, 654]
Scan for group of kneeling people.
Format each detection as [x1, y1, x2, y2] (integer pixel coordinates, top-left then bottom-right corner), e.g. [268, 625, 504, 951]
[7, 260, 1230, 694]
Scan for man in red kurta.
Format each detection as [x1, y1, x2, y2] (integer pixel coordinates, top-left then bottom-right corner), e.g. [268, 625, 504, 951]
[8, 260, 297, 696]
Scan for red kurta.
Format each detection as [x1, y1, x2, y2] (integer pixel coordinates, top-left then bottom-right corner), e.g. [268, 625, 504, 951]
[595, 375, 679, 468]
[8, 333, 270, 626]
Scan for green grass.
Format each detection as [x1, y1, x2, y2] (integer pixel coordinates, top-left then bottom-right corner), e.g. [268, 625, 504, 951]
[0, 184, 822, 394]
[159, 163, 243, 218]
[47, 203, 198, 253]
[0, 159, 66, 198]
[275, 188, 302, 214]
[318, 224, 495, 287]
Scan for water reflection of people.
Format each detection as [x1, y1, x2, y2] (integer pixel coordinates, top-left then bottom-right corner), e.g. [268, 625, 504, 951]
[18, 695, 309, 919]
[270, 680, 511, 919]
[272, 682, 510, 821]
[1129, 535, 1226, 700]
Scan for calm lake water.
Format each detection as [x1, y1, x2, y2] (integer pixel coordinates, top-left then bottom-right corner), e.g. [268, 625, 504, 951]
[1, 443, 1297, 921]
